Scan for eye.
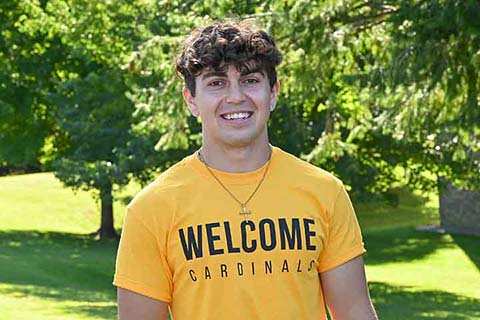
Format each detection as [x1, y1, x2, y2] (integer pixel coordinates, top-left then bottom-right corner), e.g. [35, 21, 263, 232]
[207, 80, 225, 87]
[242, 78, 260, 85]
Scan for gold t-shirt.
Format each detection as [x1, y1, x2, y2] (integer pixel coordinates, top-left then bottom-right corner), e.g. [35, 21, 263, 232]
[113, 146, 365, 319]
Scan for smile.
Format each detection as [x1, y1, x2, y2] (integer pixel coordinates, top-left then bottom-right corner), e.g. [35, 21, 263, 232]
[220, 112, 253, 120]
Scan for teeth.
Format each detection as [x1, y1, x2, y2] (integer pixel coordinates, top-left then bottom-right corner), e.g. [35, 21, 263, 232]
[223, 112, 251, 120]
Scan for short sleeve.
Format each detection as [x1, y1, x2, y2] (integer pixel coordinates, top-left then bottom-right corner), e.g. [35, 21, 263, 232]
[317, 182, 366, 272]
[113, 206, 173, 302]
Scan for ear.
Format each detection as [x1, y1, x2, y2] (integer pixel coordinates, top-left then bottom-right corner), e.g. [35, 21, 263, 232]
[269, 81, 280, 112]
[183, 87, 199, 117]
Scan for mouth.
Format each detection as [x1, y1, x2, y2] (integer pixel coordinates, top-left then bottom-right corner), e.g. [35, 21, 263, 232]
[220, 111, 254, 121]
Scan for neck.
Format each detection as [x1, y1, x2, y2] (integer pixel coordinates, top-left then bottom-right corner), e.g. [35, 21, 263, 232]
[200, 139, 271, 173]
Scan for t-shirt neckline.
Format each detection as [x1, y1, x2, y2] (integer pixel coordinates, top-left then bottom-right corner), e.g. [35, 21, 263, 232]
[188, 146, 279, 185]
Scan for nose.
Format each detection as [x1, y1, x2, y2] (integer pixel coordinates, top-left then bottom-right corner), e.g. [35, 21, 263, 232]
[225, 82, 245, 104]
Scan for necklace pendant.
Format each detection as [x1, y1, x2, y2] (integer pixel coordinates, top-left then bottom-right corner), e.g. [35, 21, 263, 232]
[240, 204, 251, 216]
[198, 148, 272, 221]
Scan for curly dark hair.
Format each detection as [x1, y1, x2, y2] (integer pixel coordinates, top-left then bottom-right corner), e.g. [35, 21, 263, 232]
[176, 19, 282, 96]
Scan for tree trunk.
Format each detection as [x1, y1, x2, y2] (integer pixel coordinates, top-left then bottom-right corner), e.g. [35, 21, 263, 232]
[438, 178, 480, 236]
[98, 182, 117, 240]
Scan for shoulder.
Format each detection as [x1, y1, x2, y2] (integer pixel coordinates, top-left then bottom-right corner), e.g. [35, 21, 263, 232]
[271, 146, 346, 214]
[273, 146, 343, 189]
[127, 154, 197, 220]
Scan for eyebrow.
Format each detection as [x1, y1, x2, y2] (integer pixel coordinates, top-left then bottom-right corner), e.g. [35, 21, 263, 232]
[201, 70, 227, 80]
[240, 67, 264, 77]
[201, 68, 265, 80]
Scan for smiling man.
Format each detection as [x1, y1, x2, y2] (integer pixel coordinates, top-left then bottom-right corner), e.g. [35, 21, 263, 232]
[114, 20, 378, 320]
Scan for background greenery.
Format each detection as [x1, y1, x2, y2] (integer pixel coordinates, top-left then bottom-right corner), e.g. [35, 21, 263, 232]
[1, 0, 479, 237]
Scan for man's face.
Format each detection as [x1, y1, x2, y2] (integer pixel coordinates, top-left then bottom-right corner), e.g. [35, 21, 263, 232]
[183, 64, 279, 148]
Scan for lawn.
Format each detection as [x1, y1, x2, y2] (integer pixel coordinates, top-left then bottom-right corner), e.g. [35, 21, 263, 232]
[0, 172, 479, 319]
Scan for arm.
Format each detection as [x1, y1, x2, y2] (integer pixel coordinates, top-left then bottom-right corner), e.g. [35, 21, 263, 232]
[118, 287, 169, 320]
[320, 255, 378, 320]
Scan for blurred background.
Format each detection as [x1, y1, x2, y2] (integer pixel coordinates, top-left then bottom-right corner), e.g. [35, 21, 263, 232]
[0, 0, 479, 319]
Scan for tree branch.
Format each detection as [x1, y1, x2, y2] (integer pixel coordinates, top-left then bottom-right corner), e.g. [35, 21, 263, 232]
[342, 8, 398, 26]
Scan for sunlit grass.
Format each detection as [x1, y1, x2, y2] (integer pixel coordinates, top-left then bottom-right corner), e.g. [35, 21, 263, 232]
[0, 172, 135, 320]
[365, 230, 480, 298]
[0, 229, 118, 320]
[0, 172, 479, 319]
[0, 172, 140, 233]
[0, 283, 116, 320]
[355, 189, 480, 318]
[356, 187, 440, 231]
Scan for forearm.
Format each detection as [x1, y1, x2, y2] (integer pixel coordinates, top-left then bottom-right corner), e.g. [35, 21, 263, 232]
[328, 298, 378, 320]
[329, 300, 378, 320]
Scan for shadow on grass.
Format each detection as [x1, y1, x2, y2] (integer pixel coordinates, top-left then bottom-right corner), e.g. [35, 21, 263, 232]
[363, 227, 457, 265]
[2, 229, 478, 320]
[451, 234, 480, 271]
[370, 281, 480, 319]
[0, 230, 119, 319]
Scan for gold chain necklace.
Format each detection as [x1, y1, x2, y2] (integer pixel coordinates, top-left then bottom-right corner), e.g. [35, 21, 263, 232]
[197, 148, 272, 219]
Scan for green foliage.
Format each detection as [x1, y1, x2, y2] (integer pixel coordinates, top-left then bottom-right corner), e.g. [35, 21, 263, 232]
[261, 0, 480, 193]
[260, 1, 405, 195]
[2, 0, 479, 206]
[350, 0, 480, 190]
[0, 1, 62, 167]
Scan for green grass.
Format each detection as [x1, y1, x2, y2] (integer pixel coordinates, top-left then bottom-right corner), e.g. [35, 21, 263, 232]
[358, 190, 480, 319]
[0, 172, 136, 320]
[0, 172, 138, 233]
[0, 231, 117, 320]
[0, 172, 479, 319]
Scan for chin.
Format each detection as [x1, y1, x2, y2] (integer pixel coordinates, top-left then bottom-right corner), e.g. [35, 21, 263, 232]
[221, 133, 264, 148]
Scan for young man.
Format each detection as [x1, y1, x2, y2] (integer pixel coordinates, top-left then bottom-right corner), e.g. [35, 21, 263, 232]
[114, 20, 378, 320]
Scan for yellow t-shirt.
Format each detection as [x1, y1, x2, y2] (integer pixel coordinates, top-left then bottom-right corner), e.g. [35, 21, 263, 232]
[113, 146, 365, 319]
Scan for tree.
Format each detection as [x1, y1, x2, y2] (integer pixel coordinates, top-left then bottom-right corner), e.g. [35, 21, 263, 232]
[6, 0, 478, 237]
[262, 0, 479, 197]
[372, 0, 480, 231]
[53, 71, 134, 239]
[0, 0, 67, 170]
[382, 0, 479, 190]
[6, 0, 175, 239]
[44, 0, 169, 239]
[271, 0, 479, 229]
